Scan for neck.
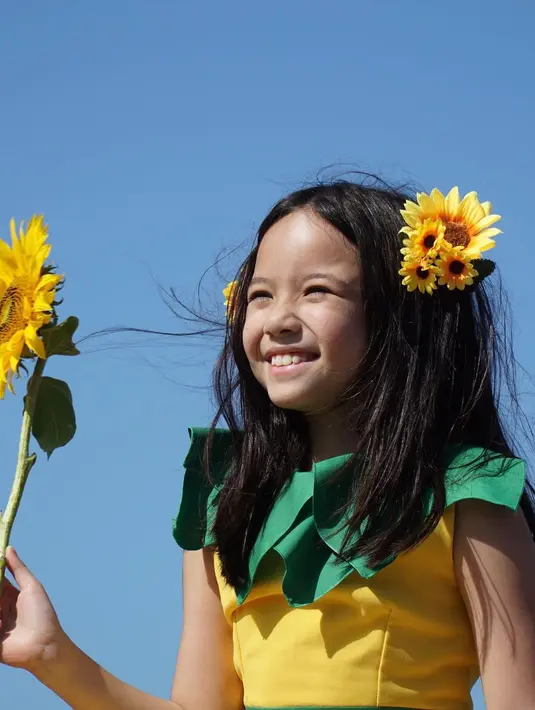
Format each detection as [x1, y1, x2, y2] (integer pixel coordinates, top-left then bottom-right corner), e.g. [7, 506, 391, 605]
[305, 403, 358, 463]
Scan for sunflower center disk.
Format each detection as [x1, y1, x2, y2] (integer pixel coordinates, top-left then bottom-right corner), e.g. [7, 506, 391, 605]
[423, 234, 436, 249]
[416, 266, 429, 279]
[444, 221, 470, 248]
[0, 286, 25, 344]
[449, 260, 465, 276]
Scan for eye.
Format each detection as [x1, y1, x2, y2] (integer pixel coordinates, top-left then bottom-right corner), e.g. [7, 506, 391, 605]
[304, 285, 331, 296]
[247, 289, 272, 303]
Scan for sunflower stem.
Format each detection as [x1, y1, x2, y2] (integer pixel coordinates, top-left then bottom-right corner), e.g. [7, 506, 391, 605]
[0, 358, 46, 593]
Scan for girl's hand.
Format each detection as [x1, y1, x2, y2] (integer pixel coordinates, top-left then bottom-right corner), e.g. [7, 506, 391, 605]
[0, 547, 65, 672]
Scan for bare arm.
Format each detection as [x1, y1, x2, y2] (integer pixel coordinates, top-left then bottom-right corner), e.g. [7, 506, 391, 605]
[34, 639, 182, 710]
[2, 547, 243, 710]
[171, 548, 244, 709]
[454, 499, 535, 709]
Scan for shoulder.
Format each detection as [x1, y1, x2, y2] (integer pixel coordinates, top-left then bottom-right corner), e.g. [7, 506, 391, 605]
[172, 427, 239, 551]
[443, 444, 526, 512]
[183, 426, 238, 477]
[446, 445, 533, 603]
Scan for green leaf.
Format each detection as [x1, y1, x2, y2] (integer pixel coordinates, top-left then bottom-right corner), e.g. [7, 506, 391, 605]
[473, 258, 496, 281]
[41, 316, 80, 357]
[32, 377, 77, 458]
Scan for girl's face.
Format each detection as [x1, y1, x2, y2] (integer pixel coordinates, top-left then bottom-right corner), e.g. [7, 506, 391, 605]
[243, 210, 366, 414]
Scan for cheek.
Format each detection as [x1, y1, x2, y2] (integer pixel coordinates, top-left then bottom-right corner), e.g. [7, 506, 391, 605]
[242, 318, 267, 387]
[319, 308, 366, 360]
[242, 315, 261, 361]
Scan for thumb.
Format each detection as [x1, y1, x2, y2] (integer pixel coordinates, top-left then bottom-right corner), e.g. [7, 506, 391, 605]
[5, 547, 37, 589]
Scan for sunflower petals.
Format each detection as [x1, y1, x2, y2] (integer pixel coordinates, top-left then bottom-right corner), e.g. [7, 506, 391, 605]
[23, 326, 46, 359]
[417, 194, 437, 214]
[400, 210, 421, 228]
[475, 214, 502, 231]
[444, 187, 460, 218]
[477, 228, 501, 240]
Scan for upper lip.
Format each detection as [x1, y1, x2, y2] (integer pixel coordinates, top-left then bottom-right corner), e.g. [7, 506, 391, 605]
[263, 346, 319, 360]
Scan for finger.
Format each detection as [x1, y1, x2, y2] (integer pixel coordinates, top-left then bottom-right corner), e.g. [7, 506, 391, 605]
[0, 576, 19, 629]
[0, 576, 19, 613]
[5, 547, 36, 589]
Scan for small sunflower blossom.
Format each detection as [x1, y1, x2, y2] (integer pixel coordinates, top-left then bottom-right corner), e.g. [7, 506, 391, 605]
[399, 256, 439, 295]
[223, 280, 238, 320]
[0, 216, 63, 397]
[399, 187, 500, 294]
[437, 246, 479, 291]
[401, 218, 445, 260]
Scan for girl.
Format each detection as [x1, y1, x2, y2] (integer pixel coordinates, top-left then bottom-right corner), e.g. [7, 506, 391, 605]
[1, 179, 535, 710]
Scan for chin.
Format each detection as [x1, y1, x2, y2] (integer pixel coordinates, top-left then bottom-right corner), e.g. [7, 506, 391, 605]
[266, 388, 318, 412]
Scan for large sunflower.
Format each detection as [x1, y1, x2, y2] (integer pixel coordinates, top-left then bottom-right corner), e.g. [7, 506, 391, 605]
[0, 216, 62, 397]
[437, 246, 478, 291]
[401, 187, 501, 258]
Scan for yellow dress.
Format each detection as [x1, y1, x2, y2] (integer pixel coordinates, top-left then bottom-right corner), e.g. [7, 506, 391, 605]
[173, 428, 526, 710]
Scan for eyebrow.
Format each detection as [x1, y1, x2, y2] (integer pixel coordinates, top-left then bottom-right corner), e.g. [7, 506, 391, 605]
[306, 272, 351, 287]
[249, 273, 352, 288]
[249, 276, 271, 287]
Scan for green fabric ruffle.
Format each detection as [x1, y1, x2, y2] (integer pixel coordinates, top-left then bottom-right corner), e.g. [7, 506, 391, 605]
[172, 427, 526, 608]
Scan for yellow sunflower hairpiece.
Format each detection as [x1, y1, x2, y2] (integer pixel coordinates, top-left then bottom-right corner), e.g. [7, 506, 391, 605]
[223, 280, 238, 321]
[399, 187, 500, 294]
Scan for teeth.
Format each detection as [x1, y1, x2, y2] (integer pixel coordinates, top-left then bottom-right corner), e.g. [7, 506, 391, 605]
[270, 354, 306, 367]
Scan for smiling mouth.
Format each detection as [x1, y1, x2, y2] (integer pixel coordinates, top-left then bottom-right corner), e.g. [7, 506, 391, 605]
[269, 353, 319, 368]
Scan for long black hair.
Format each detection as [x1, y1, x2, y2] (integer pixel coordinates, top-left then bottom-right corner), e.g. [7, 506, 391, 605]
[204, 178, 534, 590]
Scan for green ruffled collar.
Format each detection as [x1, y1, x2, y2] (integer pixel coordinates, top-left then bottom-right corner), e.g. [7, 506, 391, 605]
[173, 428, 526, 608]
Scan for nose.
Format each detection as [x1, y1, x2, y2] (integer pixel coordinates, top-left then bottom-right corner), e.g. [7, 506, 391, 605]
[263, 299, 301, 337]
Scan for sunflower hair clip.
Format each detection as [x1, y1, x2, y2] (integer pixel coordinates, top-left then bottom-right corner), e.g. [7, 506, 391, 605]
[223, 280, 238, 321]
[398, 187, 501, 294]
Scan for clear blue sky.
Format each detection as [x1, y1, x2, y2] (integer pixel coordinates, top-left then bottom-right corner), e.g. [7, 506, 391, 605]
[1, 2, 533, 708]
